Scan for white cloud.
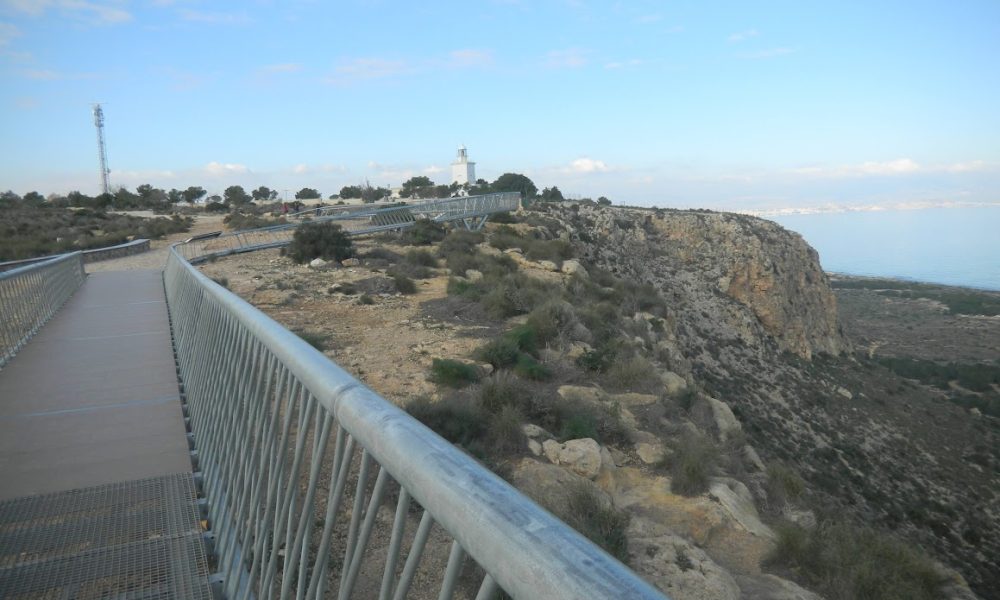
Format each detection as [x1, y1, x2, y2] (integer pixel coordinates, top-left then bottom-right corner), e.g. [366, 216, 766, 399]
[728, 29, 759, 43]
[448, 48, 493, 68]
[0, 22, 19, 46]
[292, 164, 309, 174]
[326, 57, 413, 84]
[737, 47, 795, 59]
[204, 162, 249, 176]
[543, 48, 587, 69]
[4, 1, 132, 24]
[944, 160, 994, 173]
[567, 158, 610, 174]
[604, 58, 644, 70]
[19, 68, 100, 80]
[424, 165, 445, 175]
[793, 158, 921, 178]
[178, 9, 249, 25]
[259, 63, 303, 74]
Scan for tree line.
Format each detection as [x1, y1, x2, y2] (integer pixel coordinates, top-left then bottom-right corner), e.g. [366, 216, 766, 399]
[1, 171, 612, 213]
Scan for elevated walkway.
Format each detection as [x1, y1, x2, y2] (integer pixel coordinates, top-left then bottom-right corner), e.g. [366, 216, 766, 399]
[0, 269, 211, 598]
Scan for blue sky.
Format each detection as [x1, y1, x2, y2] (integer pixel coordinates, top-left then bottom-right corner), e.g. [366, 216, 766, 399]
[1, 0, 998, 210]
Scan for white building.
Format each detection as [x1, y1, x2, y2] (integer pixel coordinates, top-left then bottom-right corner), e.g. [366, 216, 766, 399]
[451, 145, 476, 185]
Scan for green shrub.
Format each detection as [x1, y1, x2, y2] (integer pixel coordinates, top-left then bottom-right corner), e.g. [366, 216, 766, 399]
[430, 359, 481, 388]
[294, 330, 327, 351]
[766, 463, 805, 511]
[559, 412, 598, 441]
[514, 353, 551, 381]
[211, 276, 229, 289]
[404, 248, 438, 267]
[576, 344, 618, 373]
[393, 273, 417, 294]
[490, 211, 517, 224]
[447, 277, 485, 299]
[525, 300, 580, 348]
[401, 219, 447, 245]
[363, 247, 402, 262]
[604, 354, 660, 392]
[669, 431, 719, 496]
[490, 404, 526, 452]
[768, 522, 946, 600]
[563, 484, 630, 563]
[406, 395, 488, 449]
[479, 371, 532, 413]
[523, 237, 574, 264]
[358, 294, 375, 305]
[503, 324, 539, 355]
[437, 229, 483, 256]
[481, 273, 552, 319]
[288, 221, 354, 264]
[475, 337, 521, 369]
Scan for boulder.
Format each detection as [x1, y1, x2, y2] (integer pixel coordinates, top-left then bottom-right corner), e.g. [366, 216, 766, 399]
[691, 395, 742, 442]
[527, 439, 542, 456]
[309, 257, 328, 268]
[542, 438, 603, 479]
[835, 386, 853, 400]
[734, 574, 822, 600]
[341, 257, 361, 267]
[557, 385, 603, 405]
[537, 259, 560, 271]
[464, 269, 483, 281]
[560, 259, 588, 277]
[610, 467, 776, 576]
[510, 458, 611, 512]
[742, 445, 766, 473]
[611, 392, 659, 407]
[521, 423, 550, 439]
[628, 517, 741, 600]
[661, 371, 688, 396]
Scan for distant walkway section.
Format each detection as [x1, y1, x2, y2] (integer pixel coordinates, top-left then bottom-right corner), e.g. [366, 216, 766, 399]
[0, 270, 191, 499]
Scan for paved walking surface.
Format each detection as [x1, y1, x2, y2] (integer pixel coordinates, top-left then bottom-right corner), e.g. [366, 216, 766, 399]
[0, 269, 191, 500]
[0, 269, 212, 599]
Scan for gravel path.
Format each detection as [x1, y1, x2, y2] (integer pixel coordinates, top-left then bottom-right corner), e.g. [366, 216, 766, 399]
[85, 215, 226, 273]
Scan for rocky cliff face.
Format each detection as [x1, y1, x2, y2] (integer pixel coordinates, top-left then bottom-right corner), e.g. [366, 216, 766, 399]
[526, 203, 995, 598]
[545, 205, 848, 360]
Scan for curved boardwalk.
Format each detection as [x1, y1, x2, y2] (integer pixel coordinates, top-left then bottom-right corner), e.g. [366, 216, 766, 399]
[0, 269, 212, 598]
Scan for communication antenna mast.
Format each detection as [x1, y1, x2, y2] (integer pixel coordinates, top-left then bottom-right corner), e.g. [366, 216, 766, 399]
[92, 103, 111, 195]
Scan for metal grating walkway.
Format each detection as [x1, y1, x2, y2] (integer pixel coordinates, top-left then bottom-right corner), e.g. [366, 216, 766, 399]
[0, 473, 213, 599]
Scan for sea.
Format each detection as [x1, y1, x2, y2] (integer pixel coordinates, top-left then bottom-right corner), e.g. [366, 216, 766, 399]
[767, 205, 1000, 291]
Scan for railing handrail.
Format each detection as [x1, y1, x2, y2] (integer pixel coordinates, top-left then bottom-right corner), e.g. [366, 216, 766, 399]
[0, 239, 150, 272]
[0, 251, 86, 368]
[165, 232, 667, 598]
[177, 192, 521, 264]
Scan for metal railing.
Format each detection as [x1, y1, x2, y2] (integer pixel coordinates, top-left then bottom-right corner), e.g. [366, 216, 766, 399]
[0, 239, 151, 273]
[164, 243, 666, 599]
[0, 252, 86, 368]
[177, 193, 521, 264]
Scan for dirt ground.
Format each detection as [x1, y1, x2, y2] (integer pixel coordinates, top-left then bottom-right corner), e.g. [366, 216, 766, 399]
[197, 240, 495, 407]
[835, 285, 1000, 364]
[85, 214, 226, 272]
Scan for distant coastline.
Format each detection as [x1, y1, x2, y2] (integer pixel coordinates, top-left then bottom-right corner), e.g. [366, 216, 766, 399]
[738, 200, 1000, 218]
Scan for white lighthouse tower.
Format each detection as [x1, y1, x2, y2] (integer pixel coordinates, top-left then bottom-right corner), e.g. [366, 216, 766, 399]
[451, 145, 476, 185]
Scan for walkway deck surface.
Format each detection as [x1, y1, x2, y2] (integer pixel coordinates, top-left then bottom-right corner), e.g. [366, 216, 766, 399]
[0, 269, 212, 598]
[0, 270, 191, 500]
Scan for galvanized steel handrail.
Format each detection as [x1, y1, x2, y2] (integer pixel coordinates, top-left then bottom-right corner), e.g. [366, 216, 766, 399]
[177, 192, 521, 264]
[0, 239, 150, 273]
[164, 242, 667, 599]
[0, 252, 86, 368]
